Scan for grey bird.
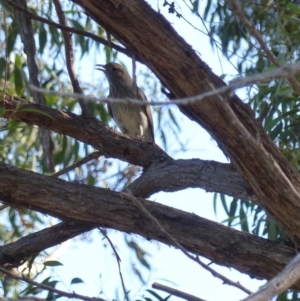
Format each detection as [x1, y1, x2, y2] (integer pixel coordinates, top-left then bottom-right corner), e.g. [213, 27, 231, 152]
[96, 62, 155, 143]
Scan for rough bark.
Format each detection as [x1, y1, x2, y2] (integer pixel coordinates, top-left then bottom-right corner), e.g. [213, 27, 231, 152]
[0, 162, 299, 288]
[70, 0, 300, 244]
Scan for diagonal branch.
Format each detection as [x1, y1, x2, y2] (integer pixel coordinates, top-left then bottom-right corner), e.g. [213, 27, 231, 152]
[152, 282, 207, 301]
[0, 222, 93, 268]
[243, 252, 300, 301]
[53, 151, 102, 178]
[124, 191, 253, 295]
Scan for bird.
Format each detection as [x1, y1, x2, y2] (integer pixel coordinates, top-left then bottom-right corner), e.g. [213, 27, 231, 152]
[95, 62, 155, 143]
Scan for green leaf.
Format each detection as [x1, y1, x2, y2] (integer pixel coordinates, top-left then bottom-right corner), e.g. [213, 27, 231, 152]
[239, 202, 249, 232]
[44, 260, 63, 267]
[213, 193, 218, 215]
[0, 57, 6, 77]
[7, 21, 18, 55]
[160, 129, 167, 150]
[168, 108, 180, 131]
[14, 56, 24, 95]
[49, 26, 60, 47]
[228, 198, 237, 226]
[269, 121, 283, 140]
[220, 193, 229, 215]
[71, 277, 84, 285]
[105, 45, 112, 63]
[203, 0, 212, 19]
[287, 2, 300, 14]
[0, 107, 6, 116]
[132, 265, 146, 284]
[192, 0, 199, 13]
[39, 25, 47, 54]
[146, 290, 165, 301]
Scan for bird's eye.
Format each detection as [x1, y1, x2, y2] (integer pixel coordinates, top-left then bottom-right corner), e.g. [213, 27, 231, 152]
[112, 67, 117, 72]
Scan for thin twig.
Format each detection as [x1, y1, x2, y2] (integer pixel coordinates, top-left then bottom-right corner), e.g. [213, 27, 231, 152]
[99, 229, 129, 301]
[132, 56, 138, 96]
[52, 151, 102, 178]
[0, 266, 107, 301]
[1, 297, 45, 301]
[228, 0, 300, 95]
[3, 0, 135, 61]
[52, 0, 90, 116]
[122, 191, 252, 295]
[152, 282, 207, 301]
[29, 61, 300, 106]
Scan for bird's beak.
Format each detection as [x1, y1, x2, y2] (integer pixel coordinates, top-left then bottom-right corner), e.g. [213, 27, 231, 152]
[95, 64, 106, 72]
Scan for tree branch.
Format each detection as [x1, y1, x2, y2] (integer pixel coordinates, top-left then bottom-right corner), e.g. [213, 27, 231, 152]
[0, 162, 298, 288]
[69, 0, 300, 245]
[152, 282, 207, 301]
[124, 191, 252, 295]
[243, 252, 300, 301]
[0, 94, 257, 201]
[0, 222, 93, 268]
[27, 60, 300, 106]
[0, 93, 171, 167]
[126, 159, 257, 200]
[52, 151, 102, 178]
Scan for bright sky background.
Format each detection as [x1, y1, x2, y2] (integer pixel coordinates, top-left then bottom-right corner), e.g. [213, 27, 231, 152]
[35, 1, 267, 301]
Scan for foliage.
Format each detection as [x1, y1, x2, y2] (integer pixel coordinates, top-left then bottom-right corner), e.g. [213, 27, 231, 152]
[1, 0, 300, 300]
[0, 0, 182, 299]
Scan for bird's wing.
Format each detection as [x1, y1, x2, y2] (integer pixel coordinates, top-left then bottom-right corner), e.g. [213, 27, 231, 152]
[107, 94, 113, 118]
[137, 87, 155, 143]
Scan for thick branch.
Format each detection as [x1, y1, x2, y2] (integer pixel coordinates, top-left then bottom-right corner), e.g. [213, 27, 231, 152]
[0, 94, 170, 167]
[0, 222, 93, 268]
[127, 159, 257, 201]
[0, 94, 258, 201]
[0, 162, 298, 288]
[70, 0, 300, 244]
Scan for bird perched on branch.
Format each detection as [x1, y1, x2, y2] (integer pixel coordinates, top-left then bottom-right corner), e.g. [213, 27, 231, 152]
[96, 62, 155, 143]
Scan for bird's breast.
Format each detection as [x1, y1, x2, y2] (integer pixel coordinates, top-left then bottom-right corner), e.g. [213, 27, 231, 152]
[110, 103, 151, 140]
